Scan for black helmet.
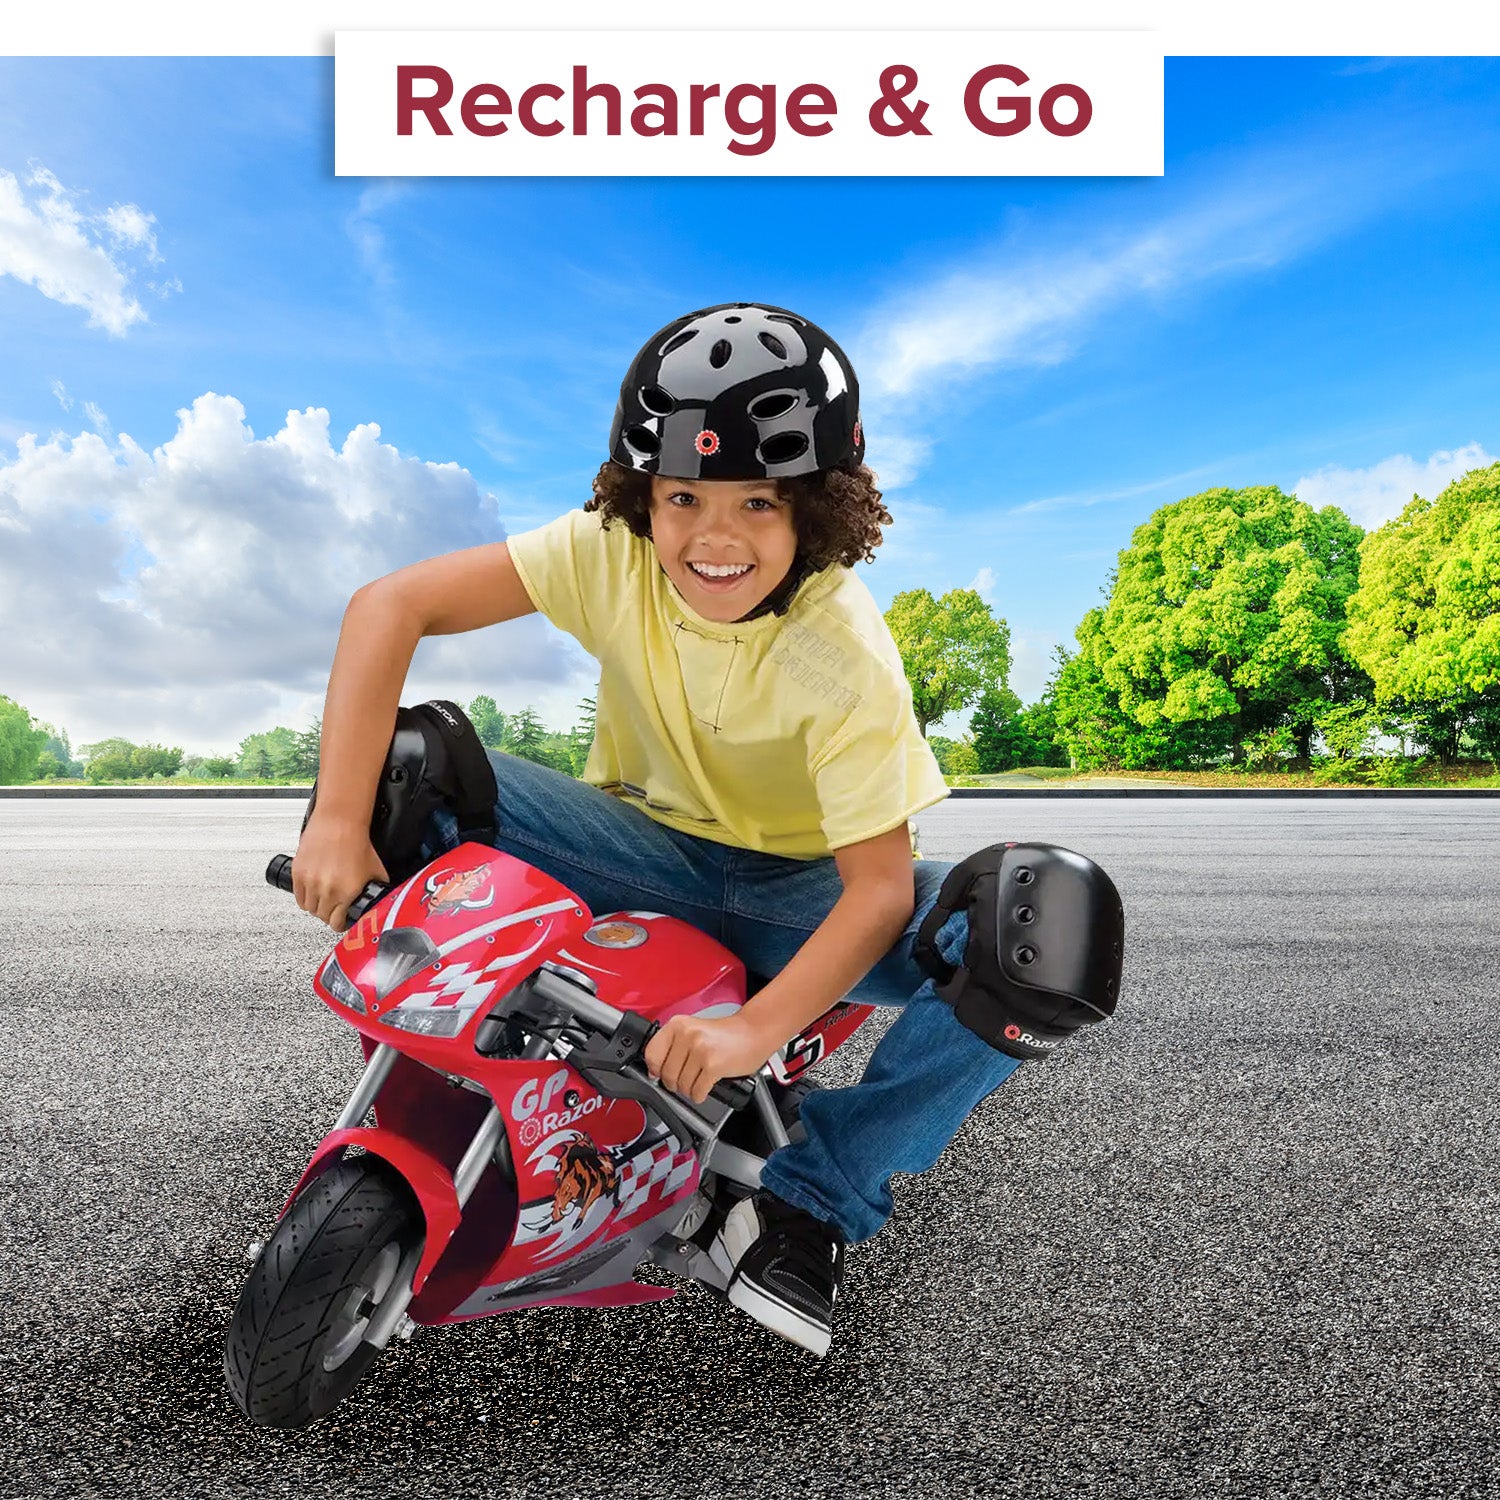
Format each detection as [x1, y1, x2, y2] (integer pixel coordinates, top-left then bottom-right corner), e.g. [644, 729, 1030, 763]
[609, 302, 864, 481]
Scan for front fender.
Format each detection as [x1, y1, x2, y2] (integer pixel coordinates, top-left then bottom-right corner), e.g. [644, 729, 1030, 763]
[283, 1128, 462, 1294]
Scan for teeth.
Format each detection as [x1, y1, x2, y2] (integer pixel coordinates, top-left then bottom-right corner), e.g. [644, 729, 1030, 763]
[689, 562, 753, 579]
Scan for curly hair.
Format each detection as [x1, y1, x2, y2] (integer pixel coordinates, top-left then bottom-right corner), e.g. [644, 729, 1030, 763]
[585, 461, 892, 569]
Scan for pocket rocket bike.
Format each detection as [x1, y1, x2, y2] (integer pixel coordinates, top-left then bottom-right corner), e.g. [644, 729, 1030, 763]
[224, 840, 874, 1427]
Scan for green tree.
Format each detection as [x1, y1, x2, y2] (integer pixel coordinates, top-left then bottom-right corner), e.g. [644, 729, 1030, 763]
[946, 737, 981, 777]
[1050, 629, 1223, 771]
[1017, 682, 1070, 769]
[925, 735, 961, 775]
[289, 718, 322, 780]
[566, 694, 598, 776]
[235, 726, 299, 779]
[502, 706, 549, 766]
[884, 588, 1012, 738]
[969, 687, 1043, 773]
[1343, 462, 1500, 763]
[79, 737, 136, 783]
[38, 723, 83, 778]
[200, 756, 237, 778]
[468, 694, 506, 749]
[133, 743, 183, 778]
[237, 733, 275, 779]
[924, 734, 981, 777]
[0, 697, 48, 783]
[1081, 486, 1365, 764]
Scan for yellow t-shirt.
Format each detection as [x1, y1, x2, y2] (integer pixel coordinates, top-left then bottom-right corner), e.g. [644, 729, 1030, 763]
[506, 507, 948, 859]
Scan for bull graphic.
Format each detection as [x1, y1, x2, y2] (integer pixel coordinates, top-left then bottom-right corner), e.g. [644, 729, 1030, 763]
[423, 864, 495, 918]
[550, 1132, 619, 1224]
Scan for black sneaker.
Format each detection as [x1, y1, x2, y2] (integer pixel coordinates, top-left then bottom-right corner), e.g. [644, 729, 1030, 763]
[710, 1191, 845, 1356]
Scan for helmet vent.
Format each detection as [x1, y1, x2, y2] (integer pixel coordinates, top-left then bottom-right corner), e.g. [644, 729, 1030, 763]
[748, 391, 798, 421]
[709, 339, 733, 369]
[765, 312, 807, 328]
[624, 425, 661, 457]
[758, 431, 809, 465]
[724, 314, 742, 324]
[639, 385, 675, 416]
[660, 328, 698, 356]
[758, 331, 788, 360]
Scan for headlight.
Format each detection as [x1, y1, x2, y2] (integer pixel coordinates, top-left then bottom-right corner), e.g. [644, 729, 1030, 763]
[320, 955, 366, 1014]
[379, 1005, 473, 1039]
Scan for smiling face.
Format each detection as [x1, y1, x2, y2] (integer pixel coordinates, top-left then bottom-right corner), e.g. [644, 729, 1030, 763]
[647, 474, 798, 623]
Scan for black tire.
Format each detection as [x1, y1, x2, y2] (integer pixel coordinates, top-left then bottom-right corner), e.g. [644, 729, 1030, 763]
[223, 1157, 421, 1428]
[775, 1075, 822, 1143]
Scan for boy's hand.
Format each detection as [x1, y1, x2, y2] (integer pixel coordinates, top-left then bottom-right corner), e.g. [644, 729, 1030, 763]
[293, 814, 389, 932]
[644, 1011, 775, 1105]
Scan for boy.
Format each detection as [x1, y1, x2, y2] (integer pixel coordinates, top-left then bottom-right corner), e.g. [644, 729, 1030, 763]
[295, 303, 1032, 1357]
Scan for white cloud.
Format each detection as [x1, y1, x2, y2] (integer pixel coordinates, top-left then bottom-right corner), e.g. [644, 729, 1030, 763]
[1290, 443, 1496, 531]
[0, 394, 588, 752]
[851, 123, 1449, 490]
[967, 565, 997, 603]
[50, 378, 72, 412]
[102, 201, 161, 262]
[0, 165, 168, 336]
[346, 180, 407, 295]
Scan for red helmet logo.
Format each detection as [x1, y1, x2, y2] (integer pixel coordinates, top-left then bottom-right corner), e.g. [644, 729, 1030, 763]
[1004, 1023, 1021, 1040]
[852, 418, 863, 449]
[694, 429, 720, 456]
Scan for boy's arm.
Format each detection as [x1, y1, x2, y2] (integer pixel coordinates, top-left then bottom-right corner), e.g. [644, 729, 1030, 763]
[644, 823, 917, 1103]
[295, 542, 537, 929]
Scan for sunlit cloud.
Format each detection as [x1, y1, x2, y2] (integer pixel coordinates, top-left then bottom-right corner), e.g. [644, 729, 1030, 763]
[1292, 442, 1498, 530]
[0, 165, 170, 335]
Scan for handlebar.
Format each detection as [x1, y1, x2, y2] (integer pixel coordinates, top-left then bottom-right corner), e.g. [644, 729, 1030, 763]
[525, 965, 758, 1111]
[266, 854, 758, 1112]
[265, 853, 388, 928]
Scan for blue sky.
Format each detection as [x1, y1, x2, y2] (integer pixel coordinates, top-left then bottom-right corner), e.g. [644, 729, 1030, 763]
[3, 56, 1499, 751]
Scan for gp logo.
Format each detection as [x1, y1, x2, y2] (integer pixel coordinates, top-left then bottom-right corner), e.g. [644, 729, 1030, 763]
[512, 1067, 605, 1146]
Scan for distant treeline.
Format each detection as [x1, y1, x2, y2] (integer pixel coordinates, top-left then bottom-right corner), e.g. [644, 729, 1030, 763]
[0, 696, 599, 785]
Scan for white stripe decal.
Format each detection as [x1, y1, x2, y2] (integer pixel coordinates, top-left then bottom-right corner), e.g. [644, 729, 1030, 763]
[435, 897, 579, 960]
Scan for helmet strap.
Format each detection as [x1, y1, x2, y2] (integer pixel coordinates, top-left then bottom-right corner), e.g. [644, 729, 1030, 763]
[734, 553, 813, 623]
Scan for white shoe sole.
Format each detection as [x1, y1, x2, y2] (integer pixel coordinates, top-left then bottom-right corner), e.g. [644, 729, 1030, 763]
[726, 1273, 832, 1358]
[711, 1198, 832, 1358]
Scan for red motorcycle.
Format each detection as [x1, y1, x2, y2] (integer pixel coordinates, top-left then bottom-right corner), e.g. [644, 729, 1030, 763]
[224, 839, 873, 1427]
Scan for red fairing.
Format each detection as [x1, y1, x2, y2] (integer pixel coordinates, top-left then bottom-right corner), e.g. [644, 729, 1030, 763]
[546, 910, 748, 1022]
[313, 843, 593, 1058]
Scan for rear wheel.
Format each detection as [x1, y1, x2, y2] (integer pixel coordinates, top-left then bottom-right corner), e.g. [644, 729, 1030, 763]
[223, 1157, 421, 1428]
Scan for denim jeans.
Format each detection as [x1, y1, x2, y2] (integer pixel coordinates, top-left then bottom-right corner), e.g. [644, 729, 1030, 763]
[424, 750, 1022, 1244]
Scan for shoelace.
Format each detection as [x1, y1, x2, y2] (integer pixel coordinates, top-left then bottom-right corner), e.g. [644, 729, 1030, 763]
[760, 1214, 843, 1294]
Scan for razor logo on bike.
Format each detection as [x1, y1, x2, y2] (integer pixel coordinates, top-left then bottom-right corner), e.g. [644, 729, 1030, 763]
[423, 864, 496, 917]
[517, 1092, 607, 1147]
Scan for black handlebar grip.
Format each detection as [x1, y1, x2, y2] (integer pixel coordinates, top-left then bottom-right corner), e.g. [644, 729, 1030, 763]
[709, 1075, 758, 1111]
[265, 855, 387, 927]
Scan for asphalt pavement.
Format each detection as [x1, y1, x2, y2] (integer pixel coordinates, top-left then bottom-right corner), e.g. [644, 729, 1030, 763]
[1, 798, 1496, 1500]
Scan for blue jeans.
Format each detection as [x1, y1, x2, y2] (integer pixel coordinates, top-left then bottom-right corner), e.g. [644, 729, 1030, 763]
[426, 751, 1022, 1244]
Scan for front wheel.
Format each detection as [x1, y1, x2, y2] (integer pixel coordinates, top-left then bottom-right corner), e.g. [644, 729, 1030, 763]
[223, 1156, 421, 1428]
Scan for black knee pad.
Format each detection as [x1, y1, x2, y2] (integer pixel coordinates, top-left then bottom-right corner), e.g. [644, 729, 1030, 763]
[303, 699, 498, 882]
[913, 842, 1124, 1061]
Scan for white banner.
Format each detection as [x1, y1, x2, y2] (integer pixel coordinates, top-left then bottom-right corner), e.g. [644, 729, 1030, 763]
[333, 30, 1163, 177]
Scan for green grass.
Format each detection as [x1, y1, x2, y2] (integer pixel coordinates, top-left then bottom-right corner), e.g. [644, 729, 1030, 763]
[15, 777, 314, 789]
